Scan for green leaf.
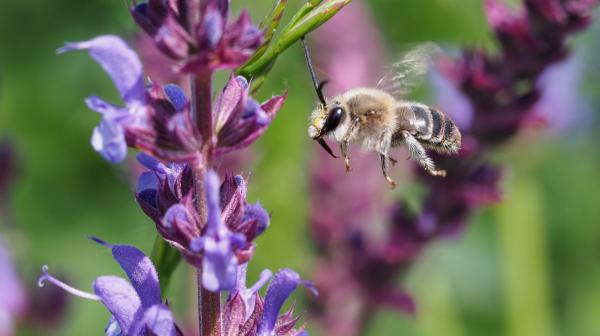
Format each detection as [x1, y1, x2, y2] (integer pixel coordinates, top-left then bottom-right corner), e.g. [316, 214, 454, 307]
[150, 235, 181, 296]
[249, 0, 288, 62]
[238, 0, 351, 84]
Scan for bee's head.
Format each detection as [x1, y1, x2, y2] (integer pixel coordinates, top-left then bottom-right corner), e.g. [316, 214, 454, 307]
[307, 81, 344, 158]
[308, 104, 345, 139]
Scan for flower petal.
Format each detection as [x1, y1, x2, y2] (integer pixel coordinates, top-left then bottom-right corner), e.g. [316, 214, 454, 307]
[201, 238, 239, 292]
[199, 5, 224, 50]
[232, 264, 272, 321]
[93, 275, 143, 335]
[58, 35, 145, 105]
[137, 153, 169, 174]
[205, 170, 225, 236]
[260, 93, 287, 119]
[105, 316, 122, 336]
[131, 304, 177, 336]
[257, 269, 316, 336]
[240, 203, 270, 239]
[138, 171, 159, 193]
[163, 84, 188, 112]
[214, 74, 245, 132]
[85, 96, 125, 117]
[91, 119, 128, 163]
[109, 244, 161, 308]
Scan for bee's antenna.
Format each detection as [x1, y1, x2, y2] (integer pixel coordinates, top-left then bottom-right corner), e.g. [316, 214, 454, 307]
[301, 36, 328, 107]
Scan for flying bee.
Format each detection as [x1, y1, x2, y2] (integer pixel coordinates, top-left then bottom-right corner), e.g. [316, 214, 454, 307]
[302, 39, 461, 187]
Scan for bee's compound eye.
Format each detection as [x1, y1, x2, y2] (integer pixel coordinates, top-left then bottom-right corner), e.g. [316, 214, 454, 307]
[323, 107, 344, 133]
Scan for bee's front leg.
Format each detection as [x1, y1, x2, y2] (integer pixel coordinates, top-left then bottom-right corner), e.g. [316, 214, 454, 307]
[340, 141, 352, 172]
[341, 118, 360, 173]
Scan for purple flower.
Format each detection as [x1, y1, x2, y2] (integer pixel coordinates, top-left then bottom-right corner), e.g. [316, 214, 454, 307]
[257, 269, 316, 336]
[221, 264, 271, 335]
[0, 238, 28, 335]
[190, 171, 247, 291]
[136, 160, 270, 291]
[532, 50, 592, 133]
[131, 0, 263, 73]
[215, 74, 287, 157]
[222, 267, 314, 336]
[59, 35, 146, 163]
[60, 35, 201, 163]
[130, 0, 193, 60]
[38, 238, 179, 336]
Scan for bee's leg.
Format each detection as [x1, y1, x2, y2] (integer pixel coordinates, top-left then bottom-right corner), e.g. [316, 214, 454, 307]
[341, 118, 360, 172]
[380, 154, 397, 188]
[376, 129, 397, 187]
[340, 141, 351, 172]
[402, 131, 446, 177]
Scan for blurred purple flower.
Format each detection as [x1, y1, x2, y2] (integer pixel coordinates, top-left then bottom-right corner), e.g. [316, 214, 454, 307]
[131, 0, 263, 73]
[0, 238, 28, 336]
[532, 49, 592, 133]
[38, 238, 180, 336]
[308, 0, 597, 335]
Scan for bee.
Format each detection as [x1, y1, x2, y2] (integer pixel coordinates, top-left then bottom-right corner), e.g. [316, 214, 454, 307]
[302, 39, 461, 187]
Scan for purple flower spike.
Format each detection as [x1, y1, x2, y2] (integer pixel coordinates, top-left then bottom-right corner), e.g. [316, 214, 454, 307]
[130, 0, 262, 73]
[258, 269, 316, 336]
[39, 240, 179, 336]
[191, 170, 247, 291]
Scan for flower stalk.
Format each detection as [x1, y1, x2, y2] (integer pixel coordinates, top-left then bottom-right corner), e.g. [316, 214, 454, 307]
[190, 70, 218, 336]
[198, 270, 222, 336]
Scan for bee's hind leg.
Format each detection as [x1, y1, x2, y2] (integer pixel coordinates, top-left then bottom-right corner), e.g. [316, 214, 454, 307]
[402, 131, 446, 177]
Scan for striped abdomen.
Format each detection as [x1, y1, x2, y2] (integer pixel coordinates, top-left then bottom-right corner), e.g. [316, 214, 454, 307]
[393, 102, 461, 153]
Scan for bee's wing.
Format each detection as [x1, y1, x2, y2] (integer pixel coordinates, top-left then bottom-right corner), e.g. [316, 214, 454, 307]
[376, 43, 443, 98]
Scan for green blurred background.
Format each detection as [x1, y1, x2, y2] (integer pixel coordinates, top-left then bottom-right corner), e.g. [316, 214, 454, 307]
[1, 0, 599, 335]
